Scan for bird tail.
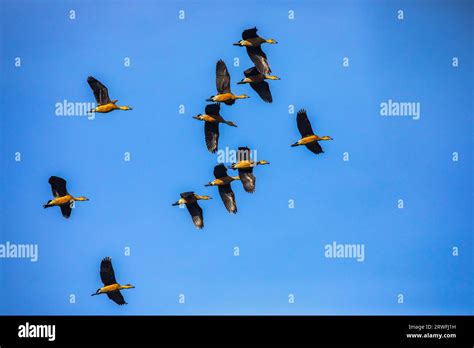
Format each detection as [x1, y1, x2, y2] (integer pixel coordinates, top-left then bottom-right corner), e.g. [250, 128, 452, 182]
[206, 96, 215, 102]
[233, 42, 242, 46]
[291, 142, 300, 147]
[43, 200, 53, 208]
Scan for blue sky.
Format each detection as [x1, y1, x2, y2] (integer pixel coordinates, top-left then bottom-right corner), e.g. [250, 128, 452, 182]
[0, 0, 472, 315]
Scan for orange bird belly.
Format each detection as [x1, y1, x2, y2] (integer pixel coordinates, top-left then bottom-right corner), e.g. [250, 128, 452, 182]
[101, 284, 121, 293]
[50, 195, 73, 206]
[201, 115, 218, 122]
[299, 135, 318, 145]
[213, 93, 234, 102]
[95, 103, 117, 113]
[233, 160, 254, 169]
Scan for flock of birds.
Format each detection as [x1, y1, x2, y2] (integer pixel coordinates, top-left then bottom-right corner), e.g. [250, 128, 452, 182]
[41, 28, 333, 305]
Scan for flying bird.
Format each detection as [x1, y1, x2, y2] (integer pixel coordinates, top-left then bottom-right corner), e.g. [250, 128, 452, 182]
[233, 27, 278, 47]
[91, 257, 135, 306]
[291, 109, 333, 154]
[87, 76, 132, 113]
[238, 66, 279, 103]
[172, 192, 212, 229]
[228, 147, 270, 193]
[205, 164, 239, 214]
[43, 176, 89, 218]
[233, 28, 277, 75]
[193, 103, 237, 153]
[207, 60, 249, 105]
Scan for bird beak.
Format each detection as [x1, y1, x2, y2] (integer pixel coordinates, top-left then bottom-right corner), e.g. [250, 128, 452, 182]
[91, 293, 97, 296]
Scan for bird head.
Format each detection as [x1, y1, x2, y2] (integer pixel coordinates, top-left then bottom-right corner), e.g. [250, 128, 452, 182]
[75, 196, 89, 201]
[91, 288, 102, 296]
[320, 136, 333, 141]
[119, 106, 133, 111]
[266, 75, 280, 81]
[122, 284, 135, 289]
[266, 38, 278, 44]
[257, 160, 270, 165]
[193, 114, 205, 121]
[172, 198, 186, 206]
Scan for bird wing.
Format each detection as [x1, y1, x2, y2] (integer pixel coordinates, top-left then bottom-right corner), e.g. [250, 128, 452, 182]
[48, 176, 68, 197]
[213, 163, 228, 178]
[205, 103, 220, 116]
[237, 147, 251, 162]
[205, 122, 219, 154]
[216, 60, 231, 94]
[249, 81, 272, 103]
[180, 192, 195, 199]
[218, 184, 237, 214]
[243, 66, 260, 77]
[296, 109, 315, 137]
[242, 27, 258, 40]
[107, 291, 127, 305]
[60, 204, 72, 218]
[186, 202, 204, 229]
[246, 46, 271, 75]
[100, 257, 118, 286]
[305, 142, 324, 155]
[87, 76, 111, 105]
[238, 168, 256, 193]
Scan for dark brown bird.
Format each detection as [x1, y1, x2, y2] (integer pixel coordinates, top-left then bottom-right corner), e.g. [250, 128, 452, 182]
[291, 109, 333, 155]
[205, 164, 240, 214]
[207, 60, 249, 105]
[233, 28, 277, 75]
[228, 147, 270, 193]
[172, 192, 212, 229]
[43, 176, 89, 218]
[233, 27, 278, 47]
[237, 66, 280, 103]
[193, 103, 237, 153]
[91, 257, 135, 306]
[87, 76, 132, 113]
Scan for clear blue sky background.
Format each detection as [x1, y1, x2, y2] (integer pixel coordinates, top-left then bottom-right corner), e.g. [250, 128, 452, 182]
[0, 0, 472, 315]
